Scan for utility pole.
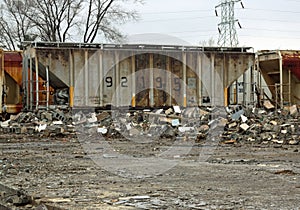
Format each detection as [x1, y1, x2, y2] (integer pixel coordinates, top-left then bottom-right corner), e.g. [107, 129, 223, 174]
[215, 0, 244, 47]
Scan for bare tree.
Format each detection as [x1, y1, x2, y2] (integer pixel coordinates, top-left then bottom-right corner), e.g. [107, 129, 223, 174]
[0, 0, 35, 50]
[23, 0, 83, 42]
[0, 17, 15, 50]
[200, 37, 216, 47]
[0, 0, 143, 50]
[82, 0, 141, 43]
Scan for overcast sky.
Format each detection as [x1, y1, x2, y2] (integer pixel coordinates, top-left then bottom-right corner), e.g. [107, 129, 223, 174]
[120, 0, 300, 51]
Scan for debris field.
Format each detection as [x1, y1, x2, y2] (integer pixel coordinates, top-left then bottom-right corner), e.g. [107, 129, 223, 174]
[0, 103, 299, 209]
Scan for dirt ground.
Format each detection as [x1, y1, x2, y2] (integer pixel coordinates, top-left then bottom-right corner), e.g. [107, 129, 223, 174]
[0, 134, 299, 209]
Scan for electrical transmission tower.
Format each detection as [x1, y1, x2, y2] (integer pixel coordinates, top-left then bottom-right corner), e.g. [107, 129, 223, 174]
[215, 0, 244, 47]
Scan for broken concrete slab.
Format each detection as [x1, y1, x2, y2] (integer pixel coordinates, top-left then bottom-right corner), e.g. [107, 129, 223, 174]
[228, 122, 238, 129]
[289, 105, 298, 116]
[41, 112, 53, 122]
[87, 113, 97, 123]
[241, 115, 248, 123]
[173, 106, 181, 114]
[0, 120, 10, 128]
[97, 127, 108, 134]
[52, 110, 66, 122]
[36, 124, 47, 132]
[240, 123, 250, 131]
[289, 140, 299, 145]
[231, 106, 245, 120]
[165, 108, 173, 115]
[171, 119, 180, 127]
[263, 100, 275, 110]
[96, 112, 110, 122]
[178, 127, 194, 133]
[161, 125, 176, 138]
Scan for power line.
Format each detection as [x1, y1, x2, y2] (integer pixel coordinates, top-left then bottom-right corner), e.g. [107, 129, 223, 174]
[240, 34, 300, 40]
[126, 34, 218, 43]
[243, 7, 300, 14]
[139, 16, 300, 25]
[167, 29, 216, 34]
[142, 9, 212, 15]
[283, 0, 300, 3]
[128, 30, 217, 36]
[215, 0, 244, 47]
[243, 27, 300, 33]
[141, 15, 215, 23]
[240, 17, 300, 24]
[139, 15, 300, 25]
[139, 7, 300, 15]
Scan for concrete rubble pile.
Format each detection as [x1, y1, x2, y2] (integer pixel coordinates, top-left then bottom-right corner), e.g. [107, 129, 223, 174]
[73, 106, 215, 141]
[0, 104, 299, 145]
[0, 109, 74, 136]
[223, 104, 300, 145]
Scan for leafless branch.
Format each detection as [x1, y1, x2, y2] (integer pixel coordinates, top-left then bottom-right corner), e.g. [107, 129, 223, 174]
[0, 0, 142, 49]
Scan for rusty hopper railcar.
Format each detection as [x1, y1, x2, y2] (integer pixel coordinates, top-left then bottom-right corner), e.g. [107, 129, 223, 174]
[22, 42, 254, 110]
[258, 50, 300, 106]
[0, 49, 3, 114]
[0, 50, 24, 117]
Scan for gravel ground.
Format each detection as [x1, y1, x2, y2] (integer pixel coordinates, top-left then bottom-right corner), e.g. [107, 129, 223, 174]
[0, 134, 299, 209]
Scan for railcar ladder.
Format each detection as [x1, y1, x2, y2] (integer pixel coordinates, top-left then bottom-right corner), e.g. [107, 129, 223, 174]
[28, 66, 50, 110]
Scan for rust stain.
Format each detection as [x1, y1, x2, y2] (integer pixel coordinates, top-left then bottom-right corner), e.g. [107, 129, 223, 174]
[4, 51, 22, 62]
[282, 52, 300, 81]
[4, 51, 23, 86]
[6, 104, 23, 114]
[22, 44, 254, 108]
